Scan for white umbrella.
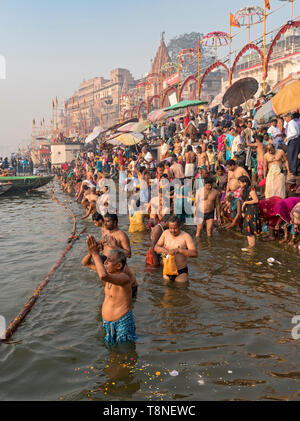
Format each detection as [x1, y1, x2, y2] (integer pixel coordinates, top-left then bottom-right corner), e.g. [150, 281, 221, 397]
[85, 126, 104, 144]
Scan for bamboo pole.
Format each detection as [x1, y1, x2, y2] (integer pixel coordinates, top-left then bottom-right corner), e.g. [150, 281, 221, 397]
[198, 37, 201, 100]
[177, 59, 181, 102]
[56, 98, 58, 140]
[248, 14, 251, 43]
[229, 17, 232, 87]
[291, 0, 294, 20]
[263, 5, 267, 95]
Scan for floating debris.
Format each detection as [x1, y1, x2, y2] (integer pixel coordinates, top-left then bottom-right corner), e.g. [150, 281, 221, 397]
[169, 370, 179, 377]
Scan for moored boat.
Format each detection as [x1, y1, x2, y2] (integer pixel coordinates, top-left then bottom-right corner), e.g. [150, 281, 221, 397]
[0, 175, 54, 193]
[0, 182, 13, 195]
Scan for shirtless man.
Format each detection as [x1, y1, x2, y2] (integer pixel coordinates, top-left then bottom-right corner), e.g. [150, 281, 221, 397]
[82, 213, 138, 297]
[196, 146, 209, 170]
[154, 215, 198, 283]
[82, 187, 99, 220]
[170, 155, 185, 180]
[146, 215, 169, 267]
[99, 213, 131, 258]
[226, 159, 250, 196]
[85, 236, 137, 344]
[263, 144, 290, 179]
[195, 177, 221, 238]
[184, 145, 196, 178]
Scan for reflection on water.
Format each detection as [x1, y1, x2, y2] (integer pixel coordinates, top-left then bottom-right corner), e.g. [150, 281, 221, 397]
[0, 181, 299, 401]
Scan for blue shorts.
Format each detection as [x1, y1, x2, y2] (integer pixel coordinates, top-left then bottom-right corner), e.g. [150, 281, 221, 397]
[103, 310, 138, 345]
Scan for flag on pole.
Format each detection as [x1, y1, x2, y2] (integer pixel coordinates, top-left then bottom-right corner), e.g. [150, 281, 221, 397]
[56, 96, 58, 105]
[265, 0, 270, 10]
[52, 99, 55, 108]
[230, 12, 240, 27]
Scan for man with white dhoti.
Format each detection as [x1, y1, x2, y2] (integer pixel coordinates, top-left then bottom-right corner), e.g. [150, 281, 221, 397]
[184, 145, 196, 178]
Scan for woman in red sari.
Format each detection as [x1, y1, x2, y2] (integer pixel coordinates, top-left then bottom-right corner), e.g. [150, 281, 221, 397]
[258, 196, 283, 241]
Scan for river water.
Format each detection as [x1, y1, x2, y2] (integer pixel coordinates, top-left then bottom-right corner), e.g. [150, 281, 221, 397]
[0, 180, 299, 401]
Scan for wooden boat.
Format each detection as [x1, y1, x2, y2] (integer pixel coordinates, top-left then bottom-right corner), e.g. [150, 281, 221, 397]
[0, 182, 13, 196]
[0, 175, 54, 193]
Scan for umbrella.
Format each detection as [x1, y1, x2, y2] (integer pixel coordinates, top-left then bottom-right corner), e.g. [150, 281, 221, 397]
[272, 71, 300, 93]
[254, 100, 276, 124]
[209, 92, 224, 108]
[222, 77, 258, 109]
[107, 138, 123, 146]
[164, 100, 208, 111]
[255, 79, 300, 124]
[115, 132, 144, 146]
[148, 109, 167, 122]
[117, 122, 136, 133]
[130, 120, 150, 133]
[85, 126, 104, 144]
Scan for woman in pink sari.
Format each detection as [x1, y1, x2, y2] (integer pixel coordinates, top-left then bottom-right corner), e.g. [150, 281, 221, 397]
[258, 196, 283, 241]
[273, 197, 300, 243]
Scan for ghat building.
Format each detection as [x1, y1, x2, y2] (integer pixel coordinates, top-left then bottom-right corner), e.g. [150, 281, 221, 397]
[62, 68, 136, 136]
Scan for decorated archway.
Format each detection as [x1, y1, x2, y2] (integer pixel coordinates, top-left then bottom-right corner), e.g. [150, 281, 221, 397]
[179, 75, 198, 101]
[162, 86, 177, 107]
[130, 107, 137, 118]
[266, 20, 300, 78]
[231, 43, 264, 80]
[139, 101, 147, 115]
[148, 95, 160, 110]
[123, 110, 130, 120]
[199, 61, 229, 99]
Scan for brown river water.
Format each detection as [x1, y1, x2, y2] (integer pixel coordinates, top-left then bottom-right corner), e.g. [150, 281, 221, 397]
[0, 180, 299, 401]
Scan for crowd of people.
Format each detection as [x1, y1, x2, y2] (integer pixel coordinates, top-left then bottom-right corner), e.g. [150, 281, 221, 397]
[53, 106, 300, 345]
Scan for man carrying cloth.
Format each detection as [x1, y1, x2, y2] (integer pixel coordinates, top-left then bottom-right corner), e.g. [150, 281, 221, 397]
[86, 235, 138, 345]
[154, 215, 198, 283]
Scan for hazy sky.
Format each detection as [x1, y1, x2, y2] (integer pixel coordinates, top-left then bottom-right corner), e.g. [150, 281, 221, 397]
[0, 0, 297, 156]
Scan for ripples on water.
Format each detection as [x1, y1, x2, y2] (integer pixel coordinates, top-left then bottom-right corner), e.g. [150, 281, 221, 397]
[0, 181, 299, 401]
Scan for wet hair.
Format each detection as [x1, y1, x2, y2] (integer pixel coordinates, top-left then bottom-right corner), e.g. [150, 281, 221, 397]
[256, 135, 263, 143]
[158, 162, 165, 169]
[82, 185, 89, 191]
[139, 166, 146, 174]
[186, 145, 193, 152]
[161, 215, 170, 224]
[92, 212, 104, 222]
[168, 215, 181, 225]
[204, 177, 214, 185]
[238, 176, 251, 201]
[110, 249, 127, 270]
[226, 159, 236, 167]
[104, 213, 118, 224]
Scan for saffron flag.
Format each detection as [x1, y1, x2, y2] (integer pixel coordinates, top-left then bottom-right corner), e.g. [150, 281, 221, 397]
[265, 0, 270, 10]
[230, 12, 240, 28]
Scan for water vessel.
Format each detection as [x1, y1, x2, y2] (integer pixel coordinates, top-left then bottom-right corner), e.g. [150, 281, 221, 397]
[0, 182, 13, 195]
[0, 175, 54, 193]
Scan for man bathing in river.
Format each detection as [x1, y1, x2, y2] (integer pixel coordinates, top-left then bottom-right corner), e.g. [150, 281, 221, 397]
[85, 235, 137, 345]
[154, 215, 198, 283]
[82, 213, 138, 298]
[195, 177, 221, 238]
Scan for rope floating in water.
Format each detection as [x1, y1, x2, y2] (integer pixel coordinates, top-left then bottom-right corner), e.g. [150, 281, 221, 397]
[1, 190, 85, 342]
